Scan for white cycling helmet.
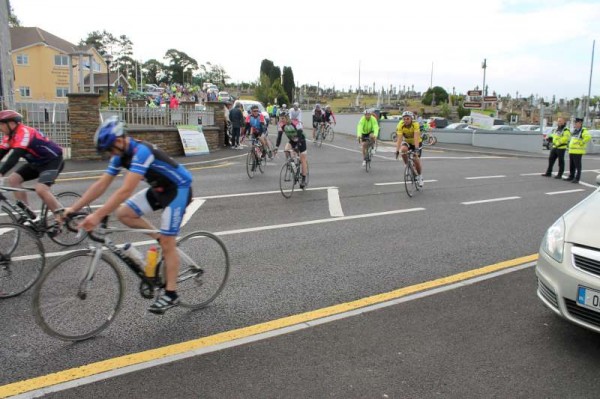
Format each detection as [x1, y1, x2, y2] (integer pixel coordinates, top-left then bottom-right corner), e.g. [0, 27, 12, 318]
[402, 111, 414, 119]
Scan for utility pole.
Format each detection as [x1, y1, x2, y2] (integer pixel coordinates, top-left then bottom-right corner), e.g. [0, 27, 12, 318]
[482, 58, 487, 96]
[430, 62, 433, 88]
[584, 40, 595, 127]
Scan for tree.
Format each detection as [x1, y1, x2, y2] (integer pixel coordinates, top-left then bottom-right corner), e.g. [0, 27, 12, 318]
[143, 59, 168, 84]
[7, 0, 20, 27]
[269, 66, 281, 86]
[254, 73, 272, 104]
[260, 59, 275, 85]
[198, 62, 230, 87]
[282, 66, 295, 102]
[163, 49, 198, 84]
[422, 86, 449, 106]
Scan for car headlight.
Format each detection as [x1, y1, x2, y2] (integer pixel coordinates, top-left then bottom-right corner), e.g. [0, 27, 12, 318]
[541, 218, 565, 263]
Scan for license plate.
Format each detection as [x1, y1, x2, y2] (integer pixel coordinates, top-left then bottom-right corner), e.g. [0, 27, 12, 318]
[577, 286, 600, 313]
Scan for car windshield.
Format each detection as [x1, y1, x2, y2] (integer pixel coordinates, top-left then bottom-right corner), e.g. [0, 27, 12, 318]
[243, 103, 266, 113]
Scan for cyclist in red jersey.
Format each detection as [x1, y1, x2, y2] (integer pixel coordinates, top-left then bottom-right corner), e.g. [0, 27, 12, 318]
[0, 110, 64, 214]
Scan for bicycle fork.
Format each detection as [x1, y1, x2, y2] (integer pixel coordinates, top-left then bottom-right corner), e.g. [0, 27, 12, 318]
[78, 245, 103, 300]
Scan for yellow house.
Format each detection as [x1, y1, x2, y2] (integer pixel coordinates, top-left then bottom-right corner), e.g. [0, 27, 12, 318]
[10, 27, 112, 102]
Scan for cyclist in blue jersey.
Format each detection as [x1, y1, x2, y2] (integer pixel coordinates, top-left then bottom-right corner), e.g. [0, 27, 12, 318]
[64, 117, 193, 314]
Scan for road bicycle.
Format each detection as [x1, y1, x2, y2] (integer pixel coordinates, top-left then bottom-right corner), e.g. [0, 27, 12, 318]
[401, 149, 422, 197]
[0, 186, 89, 248]
[314, 122, 335, 146]
[421, 131, 437, 146]
[246, 136, 267, 179]
[32, 214, 230, 341]
[279, 149, 309, 199]
[0, 222, 46, 298]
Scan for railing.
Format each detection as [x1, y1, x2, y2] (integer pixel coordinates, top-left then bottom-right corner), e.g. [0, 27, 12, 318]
[100, 105, 215, 127]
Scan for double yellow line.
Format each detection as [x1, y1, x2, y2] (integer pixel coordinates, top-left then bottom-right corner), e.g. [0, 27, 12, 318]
[0, 253, 537, 398]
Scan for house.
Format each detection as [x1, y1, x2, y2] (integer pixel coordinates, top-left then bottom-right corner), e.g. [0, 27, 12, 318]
[9, 27, 127, 102]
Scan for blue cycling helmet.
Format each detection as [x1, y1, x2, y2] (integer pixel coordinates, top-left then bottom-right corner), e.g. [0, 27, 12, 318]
[94, 116, 124, 152]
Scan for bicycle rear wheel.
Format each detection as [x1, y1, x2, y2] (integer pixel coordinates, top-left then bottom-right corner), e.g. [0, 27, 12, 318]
[32, 249, 125, 341]
[246, 148, 257, 179]
[175, 231, 229, 309]
[0, 223, 45, 298]
[404, 162, 418, 197]
[279, 161, 295, 198]
[44, 192, 91, 246]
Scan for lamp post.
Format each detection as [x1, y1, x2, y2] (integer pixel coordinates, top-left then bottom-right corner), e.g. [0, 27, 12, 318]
[104, 54, 113, 104]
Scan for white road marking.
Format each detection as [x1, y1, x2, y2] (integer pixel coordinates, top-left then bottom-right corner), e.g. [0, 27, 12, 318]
[181, 199, 205, 227]
[375, 180, 437, 186]
[465, 175, 506, 180]
[577, 181, 597, 189]
[461, 196, 520, 205]
[545, 189, 585, 195]
[327, 188, 344, 217]
[197, 186, 335, 200]
[520, 172, 545, 176]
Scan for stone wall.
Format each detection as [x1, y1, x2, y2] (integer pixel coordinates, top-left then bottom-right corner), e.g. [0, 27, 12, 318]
[127, 125, 220, 156]
[67, 92, 101, 160]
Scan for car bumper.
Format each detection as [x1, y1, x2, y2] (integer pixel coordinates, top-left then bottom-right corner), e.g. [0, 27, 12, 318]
[536, 243, 600, 333]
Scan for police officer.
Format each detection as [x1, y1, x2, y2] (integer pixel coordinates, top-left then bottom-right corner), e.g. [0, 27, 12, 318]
[542, 117, 570, 179]
[565, 117, 591, 184]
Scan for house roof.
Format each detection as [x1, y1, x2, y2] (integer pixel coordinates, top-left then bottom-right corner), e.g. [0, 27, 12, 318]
[10, 27, 78, 54]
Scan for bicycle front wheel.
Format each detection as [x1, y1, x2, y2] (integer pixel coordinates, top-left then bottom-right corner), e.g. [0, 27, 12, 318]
[404, 162, 418, 197]
[246, 149, 257, 179]
[327, 125, 335, 142]
[0, 223, 45, 298]
[45, 191, 91, 246]
[256, 147, 265, 174]
[32, 249, 125, 341]
[279, 161, 295, 198]
[175, 231, 229, 309]
[315, 128, 323, 147]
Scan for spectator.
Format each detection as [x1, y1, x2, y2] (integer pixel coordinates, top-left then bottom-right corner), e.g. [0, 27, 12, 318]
[229, 102, 244, 149]
[169, 94, 180, 109]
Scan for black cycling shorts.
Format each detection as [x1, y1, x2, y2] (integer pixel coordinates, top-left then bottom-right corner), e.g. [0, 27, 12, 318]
[360, 133, 373, 142]
[16, 157, 64, 186]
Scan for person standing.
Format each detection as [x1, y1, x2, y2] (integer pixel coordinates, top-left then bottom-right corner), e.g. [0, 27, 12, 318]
[229, 101, 244, 149]
[542, 117, 570, 179]
[565, 117, 591, 184]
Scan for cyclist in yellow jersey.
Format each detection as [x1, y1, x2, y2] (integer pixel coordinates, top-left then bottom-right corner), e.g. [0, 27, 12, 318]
[356, 109, 379, 167]
[395, 111, 424, 187]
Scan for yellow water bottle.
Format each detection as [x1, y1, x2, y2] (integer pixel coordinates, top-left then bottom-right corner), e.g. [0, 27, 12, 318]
[145, 246, 159, 278]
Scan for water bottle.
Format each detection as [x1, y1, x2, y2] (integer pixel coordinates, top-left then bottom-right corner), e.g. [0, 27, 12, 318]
[123, 243, 144, 270]
[16, 200, 37, 219]
[144, 246, 159, 278]
[290, 158, 297, 174]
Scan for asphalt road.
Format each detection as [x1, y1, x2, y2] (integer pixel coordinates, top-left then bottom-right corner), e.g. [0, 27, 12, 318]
[2, 130, 600, 398]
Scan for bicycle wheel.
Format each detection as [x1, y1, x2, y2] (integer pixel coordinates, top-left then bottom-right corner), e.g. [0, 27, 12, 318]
[32, 249, 125, 341]
[0, 205, 21, 254]
[0, 223, 45, 298]
[404, 162, 418, 197]
[44, 192, 91, 246]
[246, 148, 256, 179]
[316, 128, 323, 147]
[327, 125, 335, 142]
[429, 135, 438, 145]
[256, 147, 265, 174]
[365, 148, 371, 172]
[279, 161, 295, 198]
[175, 231, 229, 309]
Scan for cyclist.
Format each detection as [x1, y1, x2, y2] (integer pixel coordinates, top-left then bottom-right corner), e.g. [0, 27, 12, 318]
[280, 112, 308, 189]
[289, 102, 303, 130]
[64, 117, 193, 315]
[395, 111, 424, 187]
[356, 109, 379, 167]
[245, 105, 272, 158]
[312, 104, 325, 140]
[0, 110, 64, 218]
[323, 105, 336, 127]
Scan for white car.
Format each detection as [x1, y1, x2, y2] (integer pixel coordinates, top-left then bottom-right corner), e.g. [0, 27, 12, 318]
[517, 124, 541, 131]
[237, 100, 270, 126]
[490, 125, 519, 132]
[536, 175, 600, 333]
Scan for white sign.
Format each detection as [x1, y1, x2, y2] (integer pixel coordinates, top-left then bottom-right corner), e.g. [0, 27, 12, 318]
[177, 125, 209, 156]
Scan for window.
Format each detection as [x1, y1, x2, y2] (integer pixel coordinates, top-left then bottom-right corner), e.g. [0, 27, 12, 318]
[54, 54, 69, 67]
[16, 54, 29, 65]
[92, 60, 101, 72]
[56, 87, 69, 97]
[19, 87, 31, 97]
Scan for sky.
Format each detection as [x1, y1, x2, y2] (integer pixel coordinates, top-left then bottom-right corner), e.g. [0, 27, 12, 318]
[10, 0, 600, 100]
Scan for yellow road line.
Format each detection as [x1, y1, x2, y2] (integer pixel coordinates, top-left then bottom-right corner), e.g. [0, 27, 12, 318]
[0, 253, 538, 398]
[55, 162, 234, 182]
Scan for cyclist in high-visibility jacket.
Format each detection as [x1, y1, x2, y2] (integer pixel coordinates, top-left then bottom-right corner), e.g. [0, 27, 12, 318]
[395, 111, 424, 187]
[566, 117, 591, 184]
[356, 109, 379, 167]
[542, 117, 570, 179]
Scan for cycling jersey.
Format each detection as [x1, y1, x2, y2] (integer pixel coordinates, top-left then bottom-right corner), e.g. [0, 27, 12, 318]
[312, 109, 324, 122]
[324, 110, 336, 123]
[356, 116, 379, 137]
[283, 123, 305, 142]
[106, 140, 192, 190]
[396, 121, 421, 144]
[0, 124, 62, 165]
[289, 108, 302, 123]
[245, 114, 266, 135]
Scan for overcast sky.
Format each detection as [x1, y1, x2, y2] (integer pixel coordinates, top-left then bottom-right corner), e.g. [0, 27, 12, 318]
[11, 0, 600, 100]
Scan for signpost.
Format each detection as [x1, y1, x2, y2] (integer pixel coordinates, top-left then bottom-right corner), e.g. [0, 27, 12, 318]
[484, 96, 498, 102]
[467, 90, 483, 96]
[463, 102, 483, 109]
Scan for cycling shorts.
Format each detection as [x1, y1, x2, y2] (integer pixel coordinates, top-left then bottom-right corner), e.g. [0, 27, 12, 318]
[125, 187, 193, 236]
[360, 133, 373, 142]
[286, 137, 307, 154]
[16, 156, 64, 186]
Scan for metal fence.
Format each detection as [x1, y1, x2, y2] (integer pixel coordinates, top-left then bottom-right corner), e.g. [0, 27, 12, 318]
[100, 105, 215, 127]
[0, 97, 72, 158]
